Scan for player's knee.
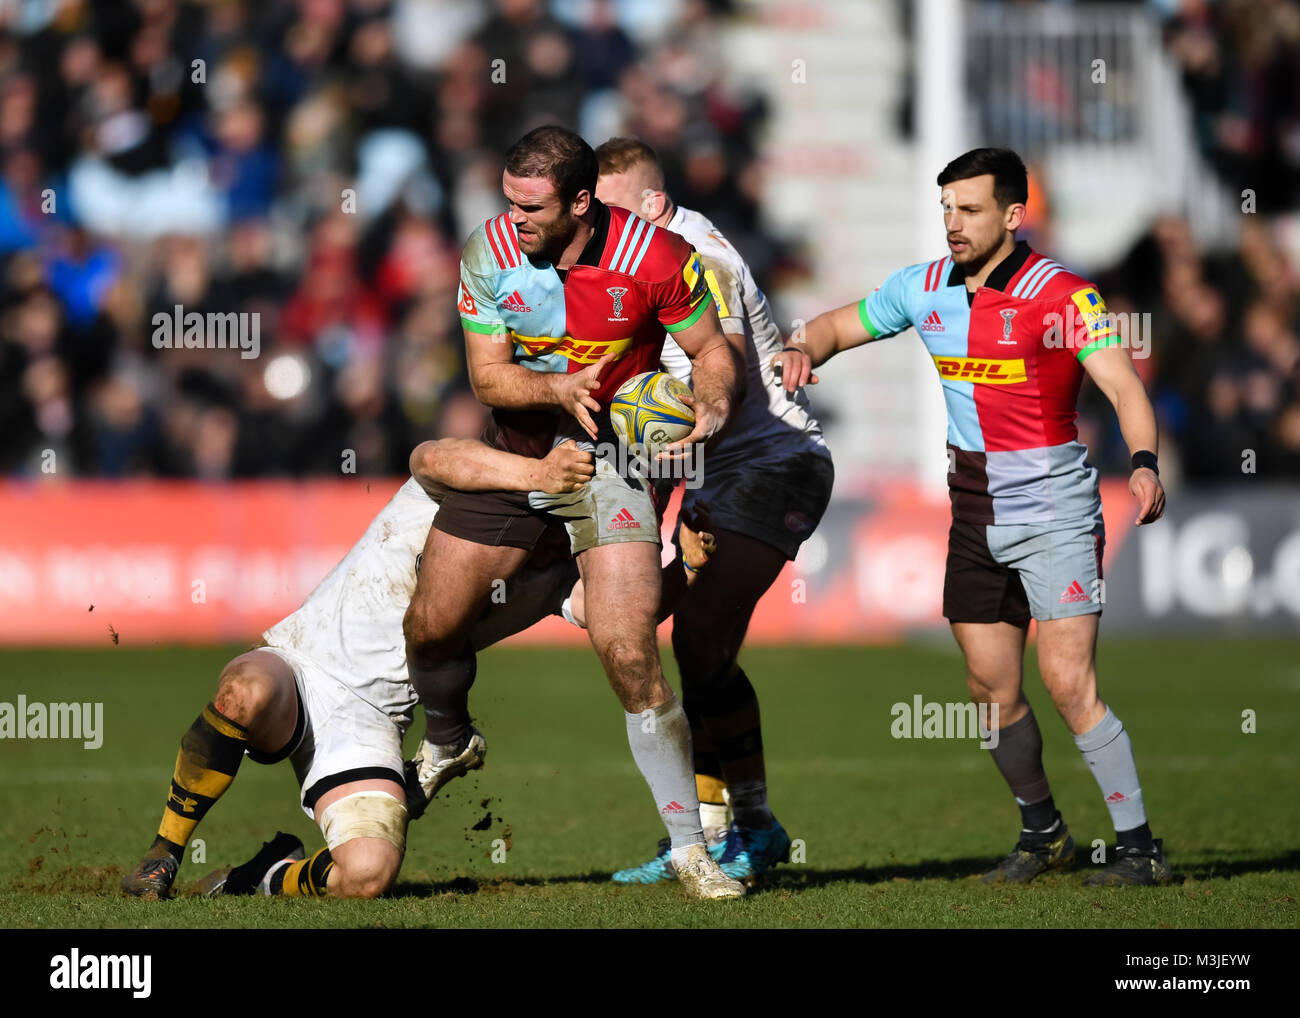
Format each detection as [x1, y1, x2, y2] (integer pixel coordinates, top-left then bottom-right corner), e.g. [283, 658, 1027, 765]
[214, 660, 278, 727]
[963, 658, 1020, 705]
[331, 842, 401, 899]
[1041, 663, 1096, 716]
[963, 668, 999, 702]
[319, 791, 407, 898]
[600, 638, 656, 683]
[673, 627, 737, 689]
[402, 603, 460, 668]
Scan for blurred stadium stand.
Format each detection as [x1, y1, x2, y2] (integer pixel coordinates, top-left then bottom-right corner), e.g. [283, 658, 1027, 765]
[0, 0, 784, 480]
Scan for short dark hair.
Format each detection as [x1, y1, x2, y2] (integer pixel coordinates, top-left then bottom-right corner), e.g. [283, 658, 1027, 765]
[504, 125, 598, 206]
[936, 148, 1028, 209]
[593, 137, 666, 190]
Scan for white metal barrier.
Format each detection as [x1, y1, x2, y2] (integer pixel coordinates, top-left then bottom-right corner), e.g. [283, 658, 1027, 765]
[965, 3, 1239, 268]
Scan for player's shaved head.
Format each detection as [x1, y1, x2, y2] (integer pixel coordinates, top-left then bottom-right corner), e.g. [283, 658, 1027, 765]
[594, 137, 666, 192]
[594, 137, 670, 223]
[937, 148, 1028, 210]
[505, 125, 598, 206]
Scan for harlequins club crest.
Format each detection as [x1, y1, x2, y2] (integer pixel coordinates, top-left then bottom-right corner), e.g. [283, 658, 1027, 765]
[1000, 308, 1017, 339]
[606, 286, 629, 322]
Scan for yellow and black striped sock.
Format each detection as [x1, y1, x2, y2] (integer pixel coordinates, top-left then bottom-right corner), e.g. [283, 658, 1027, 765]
[151, 702, 248, 861]
[268, 848, 334, 897]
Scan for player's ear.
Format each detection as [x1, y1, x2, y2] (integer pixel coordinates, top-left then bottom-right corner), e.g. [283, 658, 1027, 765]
[1004, 202, 1027, 232]
[571, 188, 592, 217]
[641, 189, 664, 219]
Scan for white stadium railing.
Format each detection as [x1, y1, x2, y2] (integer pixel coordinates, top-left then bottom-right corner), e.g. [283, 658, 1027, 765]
[966, 2, 1239, 268]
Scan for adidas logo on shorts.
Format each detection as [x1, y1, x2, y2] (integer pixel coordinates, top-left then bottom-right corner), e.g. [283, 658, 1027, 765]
[1058, 580, 1090, 604]
[608, 508, 641, 530]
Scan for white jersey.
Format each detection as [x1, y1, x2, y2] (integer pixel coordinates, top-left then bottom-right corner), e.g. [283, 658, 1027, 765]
[262, 477, 578, 721]
[659, 205, 829, 465]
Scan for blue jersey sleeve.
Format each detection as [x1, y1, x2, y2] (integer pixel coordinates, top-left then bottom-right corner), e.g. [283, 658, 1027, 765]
[857, 265, 918, 339]
[458, 226, 506, 335]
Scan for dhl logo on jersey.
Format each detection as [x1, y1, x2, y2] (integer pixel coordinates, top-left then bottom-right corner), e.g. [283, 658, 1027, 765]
[932, 356, 1027, 384]
[513, 333, 633, 365]
[1070, 287, 1115, 341]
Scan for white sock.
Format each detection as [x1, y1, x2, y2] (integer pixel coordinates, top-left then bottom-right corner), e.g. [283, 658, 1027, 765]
[700, 802, 728, 846]
[625, 698, 704, 850]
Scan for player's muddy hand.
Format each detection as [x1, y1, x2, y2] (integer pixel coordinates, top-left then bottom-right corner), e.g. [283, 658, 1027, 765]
[1130, 467, 1165, 525]
[657, 392, 727, 462]
[769, 347, 818, 393]
[539, 439, 595, 493]
[678, 503, 716, 570]
[554, 352, 614, 440]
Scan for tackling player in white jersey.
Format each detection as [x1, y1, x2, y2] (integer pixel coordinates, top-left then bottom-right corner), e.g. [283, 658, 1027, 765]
[120, 438, 717, 900]
[594, 138, 835, 884]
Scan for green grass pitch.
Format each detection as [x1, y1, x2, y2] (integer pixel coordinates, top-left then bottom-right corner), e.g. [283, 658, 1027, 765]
[0, 638, 1297, 928]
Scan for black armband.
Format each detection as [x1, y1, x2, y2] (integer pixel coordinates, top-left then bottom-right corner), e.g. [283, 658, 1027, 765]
[1131, 450, 1159, 475]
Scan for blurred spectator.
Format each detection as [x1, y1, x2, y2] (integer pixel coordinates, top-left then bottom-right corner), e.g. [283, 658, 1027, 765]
[0, 0, 779, 479]
[1165, 0, 1300, 214]
[1087, 212, 1300, 480]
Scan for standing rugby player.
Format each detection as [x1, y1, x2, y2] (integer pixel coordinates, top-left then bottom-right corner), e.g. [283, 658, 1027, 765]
[797, 148, 1171, 886]
[403, 126, 744, 898]
[594, 138, 834, 884]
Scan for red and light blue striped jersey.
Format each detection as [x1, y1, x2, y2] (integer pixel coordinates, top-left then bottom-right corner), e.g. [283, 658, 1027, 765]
[458, 200, 712, 456]
[858, 241, 1123, 524]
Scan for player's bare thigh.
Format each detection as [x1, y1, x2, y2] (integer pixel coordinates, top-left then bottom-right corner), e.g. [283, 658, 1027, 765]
[1035, 613, 1104, 735]
[213, 649, 299, 755]
[672, 528, 788, 674]
[312, 778, 407, 899]
[950, 621, 1031, 726]
[404, 526, 529, 660]
[576, 540, 668, 712]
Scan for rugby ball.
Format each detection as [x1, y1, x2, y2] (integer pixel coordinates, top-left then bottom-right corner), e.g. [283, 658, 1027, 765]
[609, 371, 695, 453]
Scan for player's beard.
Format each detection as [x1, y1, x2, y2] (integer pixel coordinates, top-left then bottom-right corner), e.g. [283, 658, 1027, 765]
[526, 211, 580, 265]
[951, 231, 1004, 276]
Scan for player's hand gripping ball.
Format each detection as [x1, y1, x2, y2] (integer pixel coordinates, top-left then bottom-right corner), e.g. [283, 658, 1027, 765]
[609, 371, 696, 457]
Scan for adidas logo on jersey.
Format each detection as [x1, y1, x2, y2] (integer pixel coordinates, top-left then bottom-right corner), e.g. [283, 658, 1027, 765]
[921, 310, 945, 333]
[502, 290, 532, 313]
[608, 508, 641, 531]
[1058, 580, 1090, 604]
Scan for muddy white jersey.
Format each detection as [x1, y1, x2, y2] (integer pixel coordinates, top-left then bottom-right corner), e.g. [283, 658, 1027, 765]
[658, 205, 828, 464]
[261, 477, 578, 721]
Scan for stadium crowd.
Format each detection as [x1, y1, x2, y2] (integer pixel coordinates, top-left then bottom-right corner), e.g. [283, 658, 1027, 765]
[0, 0, 773, 478]
[0, 0, 1297, 483]
[1076, 0, 1300, 481]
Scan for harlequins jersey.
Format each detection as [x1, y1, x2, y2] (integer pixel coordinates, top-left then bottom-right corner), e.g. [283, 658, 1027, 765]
[859, 241, 1123, 525]
[458, 200, 712, 456]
